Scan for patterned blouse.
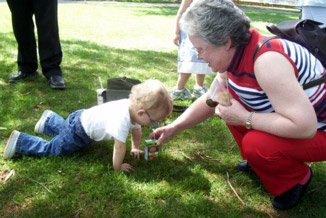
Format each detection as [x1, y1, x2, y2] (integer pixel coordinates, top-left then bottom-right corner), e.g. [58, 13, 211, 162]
[227, 29, 326, 130]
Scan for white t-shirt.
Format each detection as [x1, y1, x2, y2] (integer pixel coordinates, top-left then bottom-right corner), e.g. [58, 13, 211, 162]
[80, 99, 140, 143]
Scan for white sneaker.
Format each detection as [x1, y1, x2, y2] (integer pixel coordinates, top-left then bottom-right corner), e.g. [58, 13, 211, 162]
[172, 87, 194, 100]
[34, 110, 53, 134]
[193, 85, 208, 97]
[4, 130, 20, 159]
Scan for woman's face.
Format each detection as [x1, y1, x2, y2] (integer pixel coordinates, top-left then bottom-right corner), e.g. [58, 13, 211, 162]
[189, 35, 233, 73]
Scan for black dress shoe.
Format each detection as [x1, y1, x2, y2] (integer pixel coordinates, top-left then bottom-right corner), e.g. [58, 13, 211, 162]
[9, 70, 38, 83]
[272, 168, 312, 210]
[238, 161, 255, 173]
[48, 75, 65, 89]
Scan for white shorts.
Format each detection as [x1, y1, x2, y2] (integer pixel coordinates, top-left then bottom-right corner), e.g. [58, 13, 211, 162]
[178, 31, 214, 74]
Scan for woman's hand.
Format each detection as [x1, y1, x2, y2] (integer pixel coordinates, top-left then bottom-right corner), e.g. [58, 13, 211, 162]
[130, 148, 144, 159]
[149, 124, 177, 145]
[216, 99, 249, 126]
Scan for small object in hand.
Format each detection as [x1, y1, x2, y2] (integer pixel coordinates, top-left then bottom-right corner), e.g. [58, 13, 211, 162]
[144, 139, 159, 160]
[217, 90, 231, 106]
[206, 98, 218, 107]
[206, 91, 231, 107]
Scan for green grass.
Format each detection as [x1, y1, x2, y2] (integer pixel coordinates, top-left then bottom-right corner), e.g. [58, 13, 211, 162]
[1, 2, 326, 217]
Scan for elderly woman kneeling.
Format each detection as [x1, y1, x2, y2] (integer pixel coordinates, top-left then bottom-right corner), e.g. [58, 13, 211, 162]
[151, 0, 326, 210]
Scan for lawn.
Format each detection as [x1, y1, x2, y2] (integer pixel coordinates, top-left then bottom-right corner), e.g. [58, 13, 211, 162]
[1, 2, 325, 217]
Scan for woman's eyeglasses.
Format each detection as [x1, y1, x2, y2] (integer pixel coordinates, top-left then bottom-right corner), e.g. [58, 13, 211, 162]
[194, 46, 208, 57]
[145, 111, 160, 129]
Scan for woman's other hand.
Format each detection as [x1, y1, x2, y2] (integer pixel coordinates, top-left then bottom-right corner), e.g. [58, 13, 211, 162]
[216, 99, 249, 126]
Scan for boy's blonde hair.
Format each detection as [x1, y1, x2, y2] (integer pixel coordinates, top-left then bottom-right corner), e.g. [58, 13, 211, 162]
[129, 79, 172, 115]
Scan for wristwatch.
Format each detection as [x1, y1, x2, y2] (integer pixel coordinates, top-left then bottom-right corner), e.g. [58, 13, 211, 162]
[245, 112, 255, 129]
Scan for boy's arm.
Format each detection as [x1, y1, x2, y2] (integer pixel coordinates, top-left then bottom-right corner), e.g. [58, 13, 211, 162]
[130, 127, 144, 159]
[113, 139, 132, 172]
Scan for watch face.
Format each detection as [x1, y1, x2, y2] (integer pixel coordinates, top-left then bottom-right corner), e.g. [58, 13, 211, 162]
[245, 112, 255, 129]
[245, 122, 251, 129]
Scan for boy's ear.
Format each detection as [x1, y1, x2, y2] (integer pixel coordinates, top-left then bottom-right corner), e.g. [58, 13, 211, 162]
[136, 109, 146, 117]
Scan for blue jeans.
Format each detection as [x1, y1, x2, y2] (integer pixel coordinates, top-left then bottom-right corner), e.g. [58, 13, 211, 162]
[15, 110, 92, 156]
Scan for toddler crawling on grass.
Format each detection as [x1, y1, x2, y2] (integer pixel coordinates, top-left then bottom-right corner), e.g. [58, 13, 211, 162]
[4, 80, 172, 172]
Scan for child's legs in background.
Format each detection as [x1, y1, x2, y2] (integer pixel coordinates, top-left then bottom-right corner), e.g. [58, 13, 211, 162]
[176, 73, 191, 90]
[176, 31, 212, 93]
[195, 74, 205, 87]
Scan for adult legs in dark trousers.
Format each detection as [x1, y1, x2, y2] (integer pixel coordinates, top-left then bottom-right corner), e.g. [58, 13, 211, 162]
[7, 0, 65, 89]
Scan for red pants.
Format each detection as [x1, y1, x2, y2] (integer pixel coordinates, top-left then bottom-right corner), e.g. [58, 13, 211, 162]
[228, 125, 326, 195]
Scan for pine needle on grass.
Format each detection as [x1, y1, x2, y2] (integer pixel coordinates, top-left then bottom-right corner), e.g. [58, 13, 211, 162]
[25, 176, 54, 194]
[226, 171, 245, 205]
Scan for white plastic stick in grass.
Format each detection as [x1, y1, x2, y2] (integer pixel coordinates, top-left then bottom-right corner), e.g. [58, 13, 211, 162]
[98, 76, 103, 89]
[4, 169, 15, 182]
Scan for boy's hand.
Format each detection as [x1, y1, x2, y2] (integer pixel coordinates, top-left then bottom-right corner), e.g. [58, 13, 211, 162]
[120, 163, 133, 172]
[130, 148, 144, 159]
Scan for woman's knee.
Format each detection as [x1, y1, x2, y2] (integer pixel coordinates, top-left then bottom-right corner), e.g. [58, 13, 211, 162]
[241, 130, 272, 161]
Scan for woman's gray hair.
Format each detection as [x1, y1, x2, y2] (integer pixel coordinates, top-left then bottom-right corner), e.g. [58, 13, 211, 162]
[180, 0, 251, 47]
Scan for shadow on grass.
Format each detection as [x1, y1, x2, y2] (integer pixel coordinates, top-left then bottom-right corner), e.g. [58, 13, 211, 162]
[0, 141, 271, 217]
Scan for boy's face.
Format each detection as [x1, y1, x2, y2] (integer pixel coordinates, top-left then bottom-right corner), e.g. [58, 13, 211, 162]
[145, 111, 160, 129]
[138, 108, 171, 128]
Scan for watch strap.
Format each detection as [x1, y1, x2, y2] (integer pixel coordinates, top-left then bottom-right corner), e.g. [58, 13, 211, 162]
[245, 112, 255, 129]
